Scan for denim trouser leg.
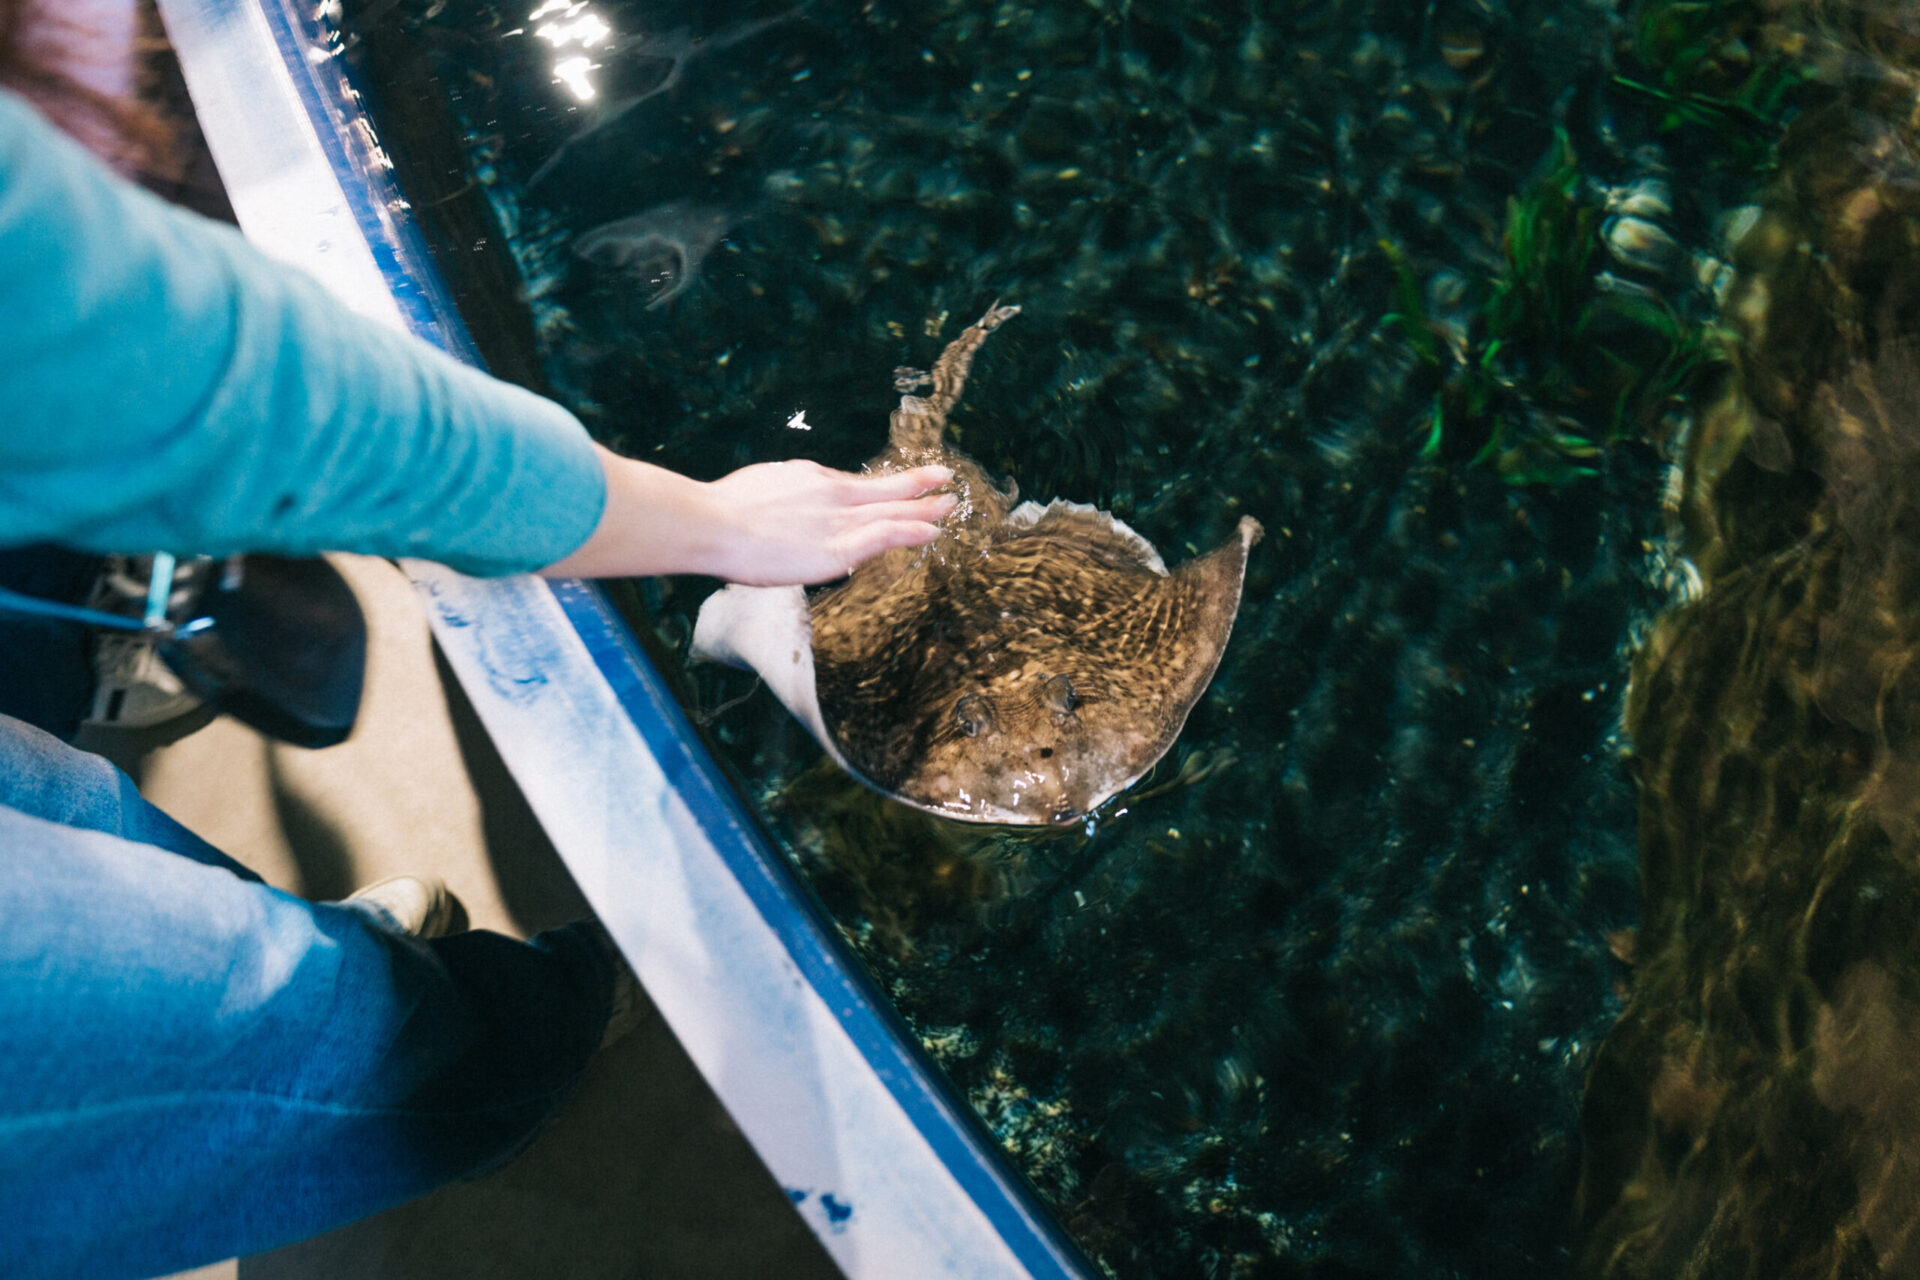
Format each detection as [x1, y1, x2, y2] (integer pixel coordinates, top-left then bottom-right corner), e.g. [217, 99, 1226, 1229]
[0, 708, 260, 879]
[0, 715, 614, 1280]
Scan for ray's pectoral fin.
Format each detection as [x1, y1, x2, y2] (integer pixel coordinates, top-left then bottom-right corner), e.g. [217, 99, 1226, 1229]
[1157, 514, 1264, 709]
[1091, 514, 1265, 801]
[1188, 515, 1263, 589]
[1007, 499, 1171, 575]
[691, 583, 849, 770]
[886, 304, 1022, 456]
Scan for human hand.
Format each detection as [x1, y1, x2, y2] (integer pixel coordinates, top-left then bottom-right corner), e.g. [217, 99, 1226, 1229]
[702, 459, 956, 586]
[540, 446, 954, 585]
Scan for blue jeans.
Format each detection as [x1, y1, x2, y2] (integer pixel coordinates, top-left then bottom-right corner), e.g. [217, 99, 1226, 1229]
[0, 714, 615, 1279]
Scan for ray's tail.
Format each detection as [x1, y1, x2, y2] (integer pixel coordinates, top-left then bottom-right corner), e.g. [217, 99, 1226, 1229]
[887, 304, 1020, 454]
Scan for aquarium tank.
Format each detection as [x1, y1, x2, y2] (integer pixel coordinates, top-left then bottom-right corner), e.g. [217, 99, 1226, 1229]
[329, 0, 1920, 1275]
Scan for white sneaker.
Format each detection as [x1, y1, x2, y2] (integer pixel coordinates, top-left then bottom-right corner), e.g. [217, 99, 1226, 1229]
[86, 633, 203, 728]
[81, 554, 204, 729]
[582, 921, 650, 1049]
[340, 874, 465, 939]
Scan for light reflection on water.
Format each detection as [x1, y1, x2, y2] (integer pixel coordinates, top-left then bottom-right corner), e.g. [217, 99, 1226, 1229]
[528, 2, 613, 100]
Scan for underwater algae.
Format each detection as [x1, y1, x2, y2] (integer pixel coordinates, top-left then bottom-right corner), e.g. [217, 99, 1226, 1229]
[320, 0, 1838, 1273]
[1572, 8, 1920, 1275]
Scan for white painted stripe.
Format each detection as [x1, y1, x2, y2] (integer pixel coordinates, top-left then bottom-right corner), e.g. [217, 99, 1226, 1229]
[155, 0, 405, 331]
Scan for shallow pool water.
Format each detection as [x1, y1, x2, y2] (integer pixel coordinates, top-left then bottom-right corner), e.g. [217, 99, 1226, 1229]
[334, 1, 1920, 1274]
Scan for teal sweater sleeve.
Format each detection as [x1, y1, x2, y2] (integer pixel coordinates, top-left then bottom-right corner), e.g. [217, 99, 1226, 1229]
[0, 90, 606, 577]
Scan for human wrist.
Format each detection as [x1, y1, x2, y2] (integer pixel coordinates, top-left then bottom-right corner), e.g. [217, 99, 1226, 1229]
[672, 469, 740, 579]
[607, 455, 737, 578]
[540, 449, 730, 579]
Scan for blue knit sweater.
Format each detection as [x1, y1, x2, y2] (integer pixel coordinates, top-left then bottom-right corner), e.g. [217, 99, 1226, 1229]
[0, 89, 604, 577]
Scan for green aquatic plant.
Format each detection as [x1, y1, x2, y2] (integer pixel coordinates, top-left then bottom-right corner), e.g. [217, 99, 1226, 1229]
[1613, 0, 1810, 172]
[1386, 130, 1728, 488]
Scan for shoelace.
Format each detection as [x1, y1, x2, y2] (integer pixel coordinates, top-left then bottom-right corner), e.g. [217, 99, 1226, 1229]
[0, 553, 211, 637]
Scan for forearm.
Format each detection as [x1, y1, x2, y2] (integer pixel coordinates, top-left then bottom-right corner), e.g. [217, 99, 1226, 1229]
[539, 447, 727, 579]
[541, 449, 957, 585]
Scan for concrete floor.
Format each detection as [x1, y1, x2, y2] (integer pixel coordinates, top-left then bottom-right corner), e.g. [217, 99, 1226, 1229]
[104, 555, 842, 1280]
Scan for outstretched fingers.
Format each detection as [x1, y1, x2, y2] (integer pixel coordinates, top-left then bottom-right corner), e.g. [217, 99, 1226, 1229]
[856, 492, 956, 526]
[820, 479, 955, 578]
[844, 464, 954, 503]
[840, 518, 944, 565]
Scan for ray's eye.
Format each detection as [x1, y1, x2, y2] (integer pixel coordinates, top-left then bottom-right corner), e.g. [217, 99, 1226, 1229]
[953, 693, 995, 738]
[1041, 674, 1078, 715]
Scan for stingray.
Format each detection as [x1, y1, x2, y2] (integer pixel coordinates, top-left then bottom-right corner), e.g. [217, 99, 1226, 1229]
[574, 201, 733, 309]
[692, 305, 1262, 825]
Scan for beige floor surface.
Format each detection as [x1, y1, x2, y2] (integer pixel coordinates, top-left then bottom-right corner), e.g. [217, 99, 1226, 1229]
[94, 556, 841, 1280]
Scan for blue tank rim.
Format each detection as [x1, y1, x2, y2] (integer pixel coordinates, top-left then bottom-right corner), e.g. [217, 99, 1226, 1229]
[241, 1, 1097, 1274]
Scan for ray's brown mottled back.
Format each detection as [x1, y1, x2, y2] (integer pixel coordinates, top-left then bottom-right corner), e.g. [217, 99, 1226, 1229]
[803, 305, 1261, 824]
